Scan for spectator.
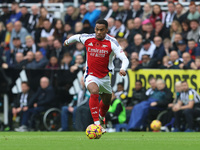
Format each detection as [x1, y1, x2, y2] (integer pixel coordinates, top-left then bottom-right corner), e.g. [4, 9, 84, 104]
[9, 52, 26, 69]
[0, 3, 11, 26]
[82, 20, 94, 34]
[152, 36, 165, 65]
[105, 1, 120, 20]
[130, 0, 143, 19]
[65, 5, 80, 27]
[46, 36, 55, 59]
[179, 52, 195, 69]
[177, 40, 189, 57]
[24, 35, 37, 54]
[154, 19, 168, 40]
[51, 39, 67, 63]
[164, 2, 176, 29]
[168, 51, 183, 69]
[79, 4, 87, 20]
[149, 4, 166, 28]
[174, 3, 188, 23]
[105, 91, 126, 128]
[148, 79, 173, 129]
[7, 2, 22, 24]
[131, 80, 147, 106]
[19, 6, 30, 29]
[163, 38, 172, 56]
[187, 2, 200, 21]
[114, 82, 128, 107]
[53, 19, 64, 42]
[40, 19, 55, 38]
[27, 5, 39, 35]
[172, 33, 183, 51]
[181, 20, 191, 42]
[126, 19, 134, 31]
[60, 76, 90, 131]
[160, 56, 171, 69]
[170, 20, 182, 43]
[131, 52, 139, 61]
[63, 24, 74, 41]
[187, 20, 200, 43]
[37, 7, 54, 27]
[0, 22, 6, 47]
[60, 53, 72, 70]
[38, 37, 48, 56]
[12, 37, 26, 57]
[139, 39, 156, 61]
[191, 56, 200, 70]
[46, 56, 59, 70]
[137, 54, 157, 69]
[188, 39, 200, 60]
[82, 1, 101, 28]
[146, 77, 156, 98]
[110, 18, 129, 39]
[24, 51, 35, 68]
[73, 42, 85, 61]
[26, 51, 48, 69]
[142, 19, 155, 41]
[141, 3, 152, 21]
[129, 34, 143, 54]
[117, 0, 132, 25]
[10, 21, 29, 53]
[9, 82, 34, 130]
[99, 0, 109, 20]
[74, 22, 83, 34]
[107, 17, 115, 33]
[172, 81, 200, 132]
[127, 17, 142, 43]
[70, 55, 85, 73]
[15, 77, 55, 131]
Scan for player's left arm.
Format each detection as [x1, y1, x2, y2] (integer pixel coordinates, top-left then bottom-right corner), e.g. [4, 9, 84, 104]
[111, 41, 129, 76]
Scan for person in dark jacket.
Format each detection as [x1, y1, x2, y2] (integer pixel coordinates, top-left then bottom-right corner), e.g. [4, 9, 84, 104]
[9, 82, 34, 130]
[131, 80, 147, 106]
[147, 79, 173, 128]
[15, 77, 55, 132]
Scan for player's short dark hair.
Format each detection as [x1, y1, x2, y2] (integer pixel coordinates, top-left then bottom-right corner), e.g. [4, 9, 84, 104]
[21, 81, 29, 87]
[96, 19, 108, 28]
[117, 82, 124, 87]
[135, 80, 142, 85]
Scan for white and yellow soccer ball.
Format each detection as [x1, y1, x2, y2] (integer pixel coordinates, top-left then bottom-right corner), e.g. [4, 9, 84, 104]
[150, 120, 162, 131]
[85, 124, 102, 139]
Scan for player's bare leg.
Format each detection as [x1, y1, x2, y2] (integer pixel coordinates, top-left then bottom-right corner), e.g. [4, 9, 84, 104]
[87, 82, 100, 125]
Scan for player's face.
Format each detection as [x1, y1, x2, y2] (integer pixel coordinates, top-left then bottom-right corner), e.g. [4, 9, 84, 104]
[95, 24, 108, 41]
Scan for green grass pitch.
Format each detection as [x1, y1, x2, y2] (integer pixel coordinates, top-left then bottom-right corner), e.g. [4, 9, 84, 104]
[0, 132, 200, 150]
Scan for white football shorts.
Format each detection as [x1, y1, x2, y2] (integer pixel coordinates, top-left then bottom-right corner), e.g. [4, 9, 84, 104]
[84, 74, 112, 94]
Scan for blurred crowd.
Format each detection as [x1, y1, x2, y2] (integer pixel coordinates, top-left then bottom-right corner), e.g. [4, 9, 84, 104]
[1, 0, 200, 73]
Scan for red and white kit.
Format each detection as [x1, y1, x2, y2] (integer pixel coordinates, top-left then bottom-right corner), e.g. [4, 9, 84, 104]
[66, 33, 129, 94]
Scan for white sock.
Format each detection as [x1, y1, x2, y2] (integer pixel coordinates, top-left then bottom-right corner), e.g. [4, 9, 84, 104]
[94, 121, 100, 125]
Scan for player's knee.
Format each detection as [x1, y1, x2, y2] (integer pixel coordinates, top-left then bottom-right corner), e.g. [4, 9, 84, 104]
[89, 88, 99, 94]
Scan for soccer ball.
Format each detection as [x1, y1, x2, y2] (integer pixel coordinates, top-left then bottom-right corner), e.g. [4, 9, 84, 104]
[85, 124, 102, 139]
[150, 120, 162, 131]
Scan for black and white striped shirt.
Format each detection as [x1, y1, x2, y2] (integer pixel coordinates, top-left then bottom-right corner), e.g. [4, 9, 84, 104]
[180, 88, 200, 105]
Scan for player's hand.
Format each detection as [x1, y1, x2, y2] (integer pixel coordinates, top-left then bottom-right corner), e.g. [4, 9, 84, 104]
[119, 69, 126, 76]
[63, 39, 68, 47]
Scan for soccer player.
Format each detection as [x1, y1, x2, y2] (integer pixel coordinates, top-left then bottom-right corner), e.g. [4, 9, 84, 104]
[64, 19, 129, 133]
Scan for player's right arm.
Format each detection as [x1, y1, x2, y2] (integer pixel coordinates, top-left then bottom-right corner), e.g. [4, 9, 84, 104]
[63, 34, 82, 46]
